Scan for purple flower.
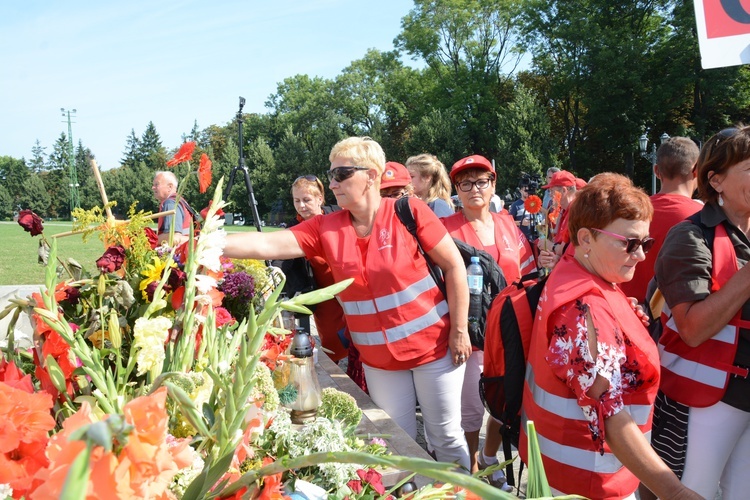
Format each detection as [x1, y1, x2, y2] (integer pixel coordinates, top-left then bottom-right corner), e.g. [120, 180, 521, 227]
[219, 271, 255, 300]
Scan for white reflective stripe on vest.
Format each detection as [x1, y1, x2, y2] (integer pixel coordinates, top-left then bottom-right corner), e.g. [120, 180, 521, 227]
[349, 300, 449, 346]
[665, 317, 736, 344]
[520, 254, 536, 272]
[526, 366, 652, 426]
[340, 275, 438, 316]
[521, 413, 645, 474]
[658, 343, 728, 389]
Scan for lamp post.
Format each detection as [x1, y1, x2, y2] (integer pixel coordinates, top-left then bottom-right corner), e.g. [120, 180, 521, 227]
[639, 132, 670, 195]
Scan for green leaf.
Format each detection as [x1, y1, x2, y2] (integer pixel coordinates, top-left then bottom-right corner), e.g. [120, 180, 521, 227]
[60, 444, 92, 500]
[181, 452, 234, 500]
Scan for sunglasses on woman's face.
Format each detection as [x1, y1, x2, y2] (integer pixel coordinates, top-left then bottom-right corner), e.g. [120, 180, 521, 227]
[326, 166, 369, 183]
[592, 228, 655, 254]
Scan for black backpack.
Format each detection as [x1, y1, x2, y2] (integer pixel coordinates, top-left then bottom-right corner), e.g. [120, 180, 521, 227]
[394, 196, 507, 349]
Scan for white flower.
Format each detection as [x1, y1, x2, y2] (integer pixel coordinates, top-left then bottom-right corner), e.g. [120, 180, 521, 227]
[0, 484, 13, 498]
[194, 274, 218, 294]
[196, 229, 226, 272]
[133, 316, 171, 376]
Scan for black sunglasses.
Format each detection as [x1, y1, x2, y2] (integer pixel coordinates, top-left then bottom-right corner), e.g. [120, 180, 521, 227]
[296, 175, 319, 182]
[592, 228, 656, 254]
[327, 166, 369, 183]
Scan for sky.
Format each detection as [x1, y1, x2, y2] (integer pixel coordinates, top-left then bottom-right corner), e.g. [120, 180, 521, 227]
[0, 0, 416, 170]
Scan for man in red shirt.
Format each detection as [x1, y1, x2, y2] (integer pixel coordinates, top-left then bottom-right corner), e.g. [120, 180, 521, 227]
[620, 137, 701, 303]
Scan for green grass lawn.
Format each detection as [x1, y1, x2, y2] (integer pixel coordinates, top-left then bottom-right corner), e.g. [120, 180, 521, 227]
[0, 221, 277, 286]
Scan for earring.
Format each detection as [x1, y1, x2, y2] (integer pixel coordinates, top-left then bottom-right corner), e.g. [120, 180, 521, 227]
[584, 250, 590, 259]
[718, 193, 725, 207]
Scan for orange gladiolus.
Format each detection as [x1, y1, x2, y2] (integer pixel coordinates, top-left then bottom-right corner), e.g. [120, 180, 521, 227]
[31, 389, 197, 499]
[0, 381, 55, 497]
[198, 153, 212, 193]
[167, 141, 197, 167]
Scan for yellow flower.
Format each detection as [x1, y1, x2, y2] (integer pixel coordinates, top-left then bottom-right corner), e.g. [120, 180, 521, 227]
[139, 256, 175, 300]
[133, 316, 172, 376]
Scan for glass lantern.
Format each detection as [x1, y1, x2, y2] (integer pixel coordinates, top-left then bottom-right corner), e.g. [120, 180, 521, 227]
[286, 329, 322, 424]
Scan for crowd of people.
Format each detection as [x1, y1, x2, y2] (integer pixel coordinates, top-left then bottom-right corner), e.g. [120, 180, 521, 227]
[194, 128, 750, 499]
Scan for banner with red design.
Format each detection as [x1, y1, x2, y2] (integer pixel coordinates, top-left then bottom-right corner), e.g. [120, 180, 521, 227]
[694, 0, 750, 68]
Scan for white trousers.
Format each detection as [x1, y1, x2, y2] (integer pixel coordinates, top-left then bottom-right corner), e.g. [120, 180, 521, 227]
[461, 350, 485, 432]
[363, 351, 470, 470]
[681, 400, 750, 500]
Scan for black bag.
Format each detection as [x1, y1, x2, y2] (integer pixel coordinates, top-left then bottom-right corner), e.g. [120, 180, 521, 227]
[394, 196, 507, 349]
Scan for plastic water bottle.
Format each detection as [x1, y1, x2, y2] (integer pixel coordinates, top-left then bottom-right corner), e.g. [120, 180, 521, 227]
[467, 256, 483, 328]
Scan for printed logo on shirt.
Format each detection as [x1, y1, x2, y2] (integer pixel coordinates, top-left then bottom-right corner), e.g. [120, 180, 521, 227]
[502, 234, 513, 252]
[378, 229, 393, 250]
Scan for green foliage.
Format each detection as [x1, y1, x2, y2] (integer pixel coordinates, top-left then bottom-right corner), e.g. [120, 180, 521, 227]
[20, 174, 51, 215]
[319, 387, 363, 429]
[0, 184, 12, 219]
[496, 85, 559, 190]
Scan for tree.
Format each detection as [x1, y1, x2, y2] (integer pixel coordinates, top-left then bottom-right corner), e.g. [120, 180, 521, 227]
[19, 174, 51, 215]
[495, 85, 559, 190]
[29, 140, 47, 174]
[121, 129, 142, 168]
[404, 108, 469, 166]
[395, 0, 523, 157]
[139, 122, 167, 172]
[0, 156, 30, 208]
[0, 184, 12, 219]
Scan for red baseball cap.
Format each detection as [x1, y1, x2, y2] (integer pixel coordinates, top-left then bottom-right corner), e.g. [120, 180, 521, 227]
[575, 177, 587, 189]
[450, 155, 494, 182]
[542, 170, 576, 189]
[380, 162, 411, 189]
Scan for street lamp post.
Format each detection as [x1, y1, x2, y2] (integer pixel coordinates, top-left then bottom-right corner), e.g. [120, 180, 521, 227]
[639, 132, 670, 195]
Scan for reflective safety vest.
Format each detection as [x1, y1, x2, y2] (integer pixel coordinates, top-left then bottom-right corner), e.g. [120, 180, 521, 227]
[520, 254, 660, 499]
[319, 198, 450, 370]
[158, 195, 194, 235]
[658, 223, 750, 407]
[442, 210, 536, 284]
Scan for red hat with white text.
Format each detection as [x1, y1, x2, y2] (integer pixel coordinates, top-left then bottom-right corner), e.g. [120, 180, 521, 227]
[450, 155, 494, 182]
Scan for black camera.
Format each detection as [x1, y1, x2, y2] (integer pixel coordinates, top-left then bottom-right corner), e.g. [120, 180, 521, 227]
[519, 173, 542, 196]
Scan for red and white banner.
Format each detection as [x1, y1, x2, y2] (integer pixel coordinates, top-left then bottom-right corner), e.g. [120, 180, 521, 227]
[694, 0, 750, 68]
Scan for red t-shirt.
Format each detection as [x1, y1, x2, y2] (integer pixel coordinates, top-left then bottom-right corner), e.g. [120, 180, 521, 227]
[619, 193, 701, 302]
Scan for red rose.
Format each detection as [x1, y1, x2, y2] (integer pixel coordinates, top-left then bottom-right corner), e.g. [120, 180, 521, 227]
[214, 307, 235, 327]
[144, 227, 159, 249]
[167, 267, 187, 290]
[346, 480, 363, 494]
[18, 210, 44, 236]
[357, 468, 385, 495]
[96, 245, 126, 273]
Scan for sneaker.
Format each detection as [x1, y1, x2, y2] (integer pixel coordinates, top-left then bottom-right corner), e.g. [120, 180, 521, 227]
[477, 453, 514, 493]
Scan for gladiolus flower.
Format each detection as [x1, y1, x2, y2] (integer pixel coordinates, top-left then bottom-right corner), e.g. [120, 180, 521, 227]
[524, 195, 543, 214]
[200, 201, 224, 221]
[17, 210, 44, 236]
[166, 141, 196, 167]
[144, 227, 159, 249]
[198, 153, 212, 193]
[132, 316, 171, 376]
[96, 245, 126, 273]
[214, 307, 235, 327]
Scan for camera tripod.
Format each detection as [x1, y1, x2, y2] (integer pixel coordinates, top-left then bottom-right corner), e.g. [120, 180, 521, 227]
[224, 96, 264, 234]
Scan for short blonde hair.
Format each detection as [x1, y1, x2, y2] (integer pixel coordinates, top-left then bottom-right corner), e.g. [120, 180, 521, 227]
[329, 137, 386, 177]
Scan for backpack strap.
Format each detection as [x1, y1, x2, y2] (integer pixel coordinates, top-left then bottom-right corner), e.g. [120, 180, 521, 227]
[395, 197, 447, 297]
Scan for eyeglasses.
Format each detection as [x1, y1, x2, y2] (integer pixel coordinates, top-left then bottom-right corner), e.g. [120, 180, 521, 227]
[381, 188, 406, 199]
[591, 228, 655, 254]
[296, 175, 319, 182]
[326, 166, 369, 183]
[457, 176, 494, 192]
